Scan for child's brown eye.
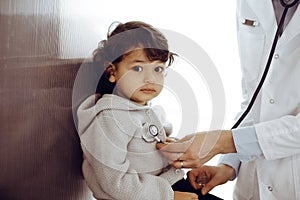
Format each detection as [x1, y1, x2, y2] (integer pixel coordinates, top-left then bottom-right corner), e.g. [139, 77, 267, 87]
[154, 66, 165, 73]
[132, 66, 143, 72]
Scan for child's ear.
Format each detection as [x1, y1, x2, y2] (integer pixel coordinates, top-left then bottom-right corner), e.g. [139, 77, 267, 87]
[107, 64, 116, 83]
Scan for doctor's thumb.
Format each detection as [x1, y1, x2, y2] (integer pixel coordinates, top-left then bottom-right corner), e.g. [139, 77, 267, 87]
[201, 182, 215, 195]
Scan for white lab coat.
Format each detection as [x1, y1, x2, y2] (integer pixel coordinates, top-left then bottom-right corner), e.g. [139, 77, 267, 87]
[233, 0, 300, 199]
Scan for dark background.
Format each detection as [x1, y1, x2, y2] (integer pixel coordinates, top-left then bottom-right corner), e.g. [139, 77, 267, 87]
[0, 0, 95, 199]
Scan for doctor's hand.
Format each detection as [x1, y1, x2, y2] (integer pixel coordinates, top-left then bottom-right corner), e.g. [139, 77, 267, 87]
[156, 130, 236, 168]
[187, 164, 235, 195]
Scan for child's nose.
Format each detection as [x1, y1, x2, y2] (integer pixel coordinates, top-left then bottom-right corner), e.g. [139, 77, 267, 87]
[144, 71, 155, 83]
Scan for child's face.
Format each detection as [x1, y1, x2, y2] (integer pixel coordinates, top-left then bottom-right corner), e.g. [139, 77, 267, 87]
[110, 49, 166, 105]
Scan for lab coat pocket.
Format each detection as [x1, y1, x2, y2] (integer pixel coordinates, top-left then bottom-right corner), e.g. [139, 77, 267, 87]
[238, 31, 265, 82]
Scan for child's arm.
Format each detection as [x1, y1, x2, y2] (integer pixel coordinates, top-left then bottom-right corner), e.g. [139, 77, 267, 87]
[83, 150, 174, 200]
[80, 112, 175, 200]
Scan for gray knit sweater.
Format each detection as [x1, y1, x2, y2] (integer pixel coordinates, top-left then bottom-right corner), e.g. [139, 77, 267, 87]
[77, 94, 184, 200]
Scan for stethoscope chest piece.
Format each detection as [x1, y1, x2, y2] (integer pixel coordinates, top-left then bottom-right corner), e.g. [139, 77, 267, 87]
[149, 124, 159, 136]
[142, 123, 163, 143]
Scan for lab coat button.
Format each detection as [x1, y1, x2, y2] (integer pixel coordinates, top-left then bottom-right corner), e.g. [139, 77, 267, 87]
[175, 169, 181, 174]
[268, 186, 273, 191]
[146, 110, 151, 115]
[269, 99, 275, 104]
[274, 54, 279, 59]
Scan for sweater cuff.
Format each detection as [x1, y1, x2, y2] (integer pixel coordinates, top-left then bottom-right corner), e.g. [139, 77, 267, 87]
[159, 167, 185, 185]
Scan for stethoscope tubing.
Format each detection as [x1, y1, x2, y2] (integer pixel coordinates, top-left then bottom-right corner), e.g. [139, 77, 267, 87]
[280, 0, 299, 8]
[231, 0, 299, 129]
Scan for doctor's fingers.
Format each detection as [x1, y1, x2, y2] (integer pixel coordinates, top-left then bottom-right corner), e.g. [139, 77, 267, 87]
[187, 166, 216, 190]
[172, 159, 201, 169]
[158, 150, 184, 161]
[156, 142, 193, 162]
[200, 176, 223, 195]
[156, 140, 192, 153]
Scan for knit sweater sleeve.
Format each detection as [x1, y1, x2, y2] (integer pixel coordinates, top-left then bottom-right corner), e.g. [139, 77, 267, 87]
[80, 111, 174, 200]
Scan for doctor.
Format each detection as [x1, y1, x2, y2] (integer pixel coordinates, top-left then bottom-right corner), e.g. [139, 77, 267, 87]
[157, 0, 300, 199]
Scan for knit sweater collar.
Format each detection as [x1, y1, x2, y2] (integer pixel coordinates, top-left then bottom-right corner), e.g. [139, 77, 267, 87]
[95, 94, 151, 113]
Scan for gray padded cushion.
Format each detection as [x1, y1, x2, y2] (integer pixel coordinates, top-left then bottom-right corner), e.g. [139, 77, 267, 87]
[0, 58, 94, 200]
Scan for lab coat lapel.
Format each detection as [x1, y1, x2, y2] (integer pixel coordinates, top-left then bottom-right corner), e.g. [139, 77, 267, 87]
[279, 5, 300, 47]
[246, 0, 277, 42]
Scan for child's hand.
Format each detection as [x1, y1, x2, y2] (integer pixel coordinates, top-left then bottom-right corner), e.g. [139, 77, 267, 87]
[174, 191, 198, 200]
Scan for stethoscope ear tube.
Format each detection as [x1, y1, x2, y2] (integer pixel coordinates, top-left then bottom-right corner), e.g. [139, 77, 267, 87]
[231, 1, 299, 129]
[280, 0, 299, 8]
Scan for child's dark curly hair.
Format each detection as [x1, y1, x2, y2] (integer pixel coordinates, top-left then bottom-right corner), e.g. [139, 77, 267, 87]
[93, 21, 175, 99]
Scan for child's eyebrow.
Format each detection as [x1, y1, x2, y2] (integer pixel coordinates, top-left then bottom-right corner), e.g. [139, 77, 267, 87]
[131, 59, 165, 64]
[132, 59, 145, 63]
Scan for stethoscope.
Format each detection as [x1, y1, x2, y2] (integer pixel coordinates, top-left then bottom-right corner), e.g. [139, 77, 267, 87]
[195, 0, 300, 186]
[145, 1, 300, 187]
[148, 124, 162, 143]
[232, 0, 300, 129]
[142, 123, 164, 143]
[146, 0, 300, 143]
